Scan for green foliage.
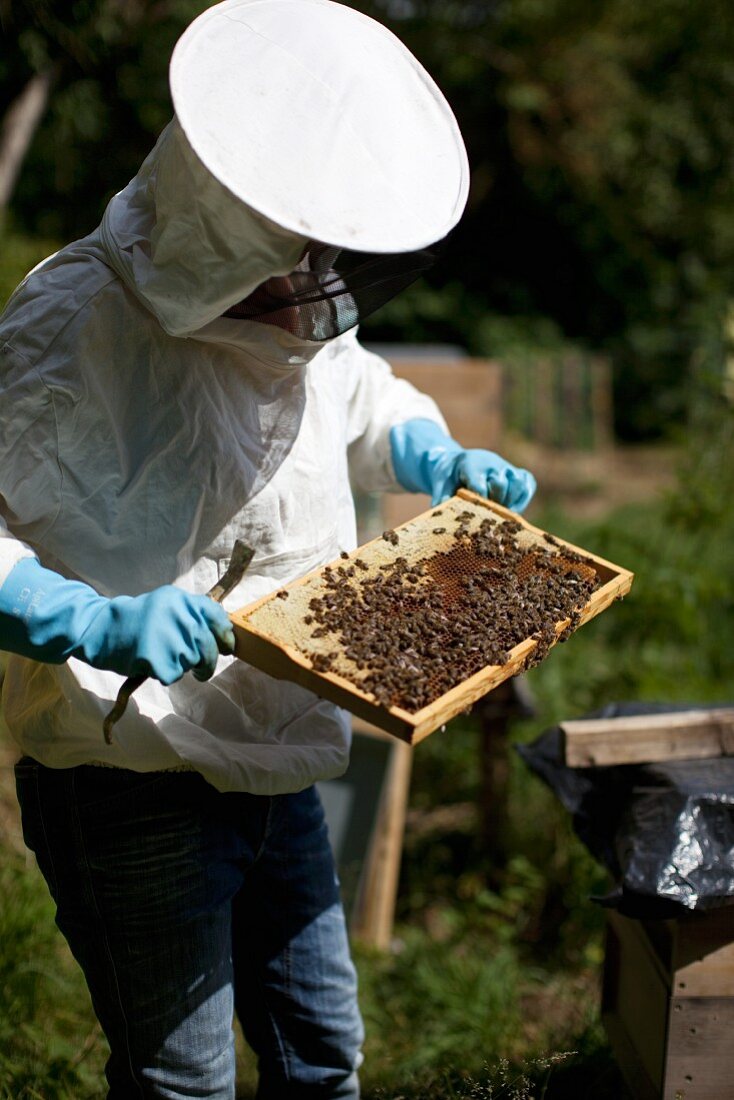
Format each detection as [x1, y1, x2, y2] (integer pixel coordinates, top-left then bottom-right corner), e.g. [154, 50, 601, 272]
[362, 281, 571, 363]
[356, 0, 734, 437]
[0, 0, 210, 238]
[0, 849, 106, 1099]
[0, 229, 59, 308]
[528, 403, 734, 715]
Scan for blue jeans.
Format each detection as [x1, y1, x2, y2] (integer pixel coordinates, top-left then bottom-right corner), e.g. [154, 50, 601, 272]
[15, 760, 364, 1099]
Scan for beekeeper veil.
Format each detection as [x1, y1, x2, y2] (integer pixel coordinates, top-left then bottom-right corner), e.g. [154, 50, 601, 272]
[167, 0, 470, 342]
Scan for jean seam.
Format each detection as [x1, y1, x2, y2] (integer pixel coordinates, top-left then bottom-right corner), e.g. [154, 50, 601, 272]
[70, 770, 145, 1099]
[281, 947, 294, 1081]
[253, 796, 274, 863]
[247, 967, 290, 1094]
[282, 804, 294, 1083]
[251, 797, 293, 1086]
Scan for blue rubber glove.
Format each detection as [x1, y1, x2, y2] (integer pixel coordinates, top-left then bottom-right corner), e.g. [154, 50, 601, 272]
[390, 418, 537, 512]
[0, 557, 235, 684]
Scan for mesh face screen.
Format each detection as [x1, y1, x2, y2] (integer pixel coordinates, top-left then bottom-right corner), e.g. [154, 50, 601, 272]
[224, 241, 442, 340]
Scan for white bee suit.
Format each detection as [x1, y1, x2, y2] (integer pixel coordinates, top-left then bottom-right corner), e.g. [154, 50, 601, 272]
[0, 0, 468, 793]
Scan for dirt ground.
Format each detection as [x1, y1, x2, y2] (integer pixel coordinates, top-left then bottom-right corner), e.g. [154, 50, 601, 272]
[509, 437, 679, 519]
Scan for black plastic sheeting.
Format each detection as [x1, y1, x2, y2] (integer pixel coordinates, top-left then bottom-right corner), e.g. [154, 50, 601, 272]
[517, 702, 734, 919]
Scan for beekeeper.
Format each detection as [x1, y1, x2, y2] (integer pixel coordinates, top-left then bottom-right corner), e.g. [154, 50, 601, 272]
[0, 1, 536, 1097]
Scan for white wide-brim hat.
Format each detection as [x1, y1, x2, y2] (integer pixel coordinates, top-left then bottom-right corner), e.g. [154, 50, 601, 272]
[170, 0, 470, 254]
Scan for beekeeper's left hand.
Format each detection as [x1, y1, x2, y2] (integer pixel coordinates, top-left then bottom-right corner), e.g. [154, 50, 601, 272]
[390, 418, 536, 512]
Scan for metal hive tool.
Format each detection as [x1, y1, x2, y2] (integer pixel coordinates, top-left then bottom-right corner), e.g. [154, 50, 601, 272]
[230, 490, 634, 743]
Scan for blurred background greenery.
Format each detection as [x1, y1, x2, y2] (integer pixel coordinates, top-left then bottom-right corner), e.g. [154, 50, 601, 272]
[2, 1, 734, 1097]
[3, 0, 734, 435]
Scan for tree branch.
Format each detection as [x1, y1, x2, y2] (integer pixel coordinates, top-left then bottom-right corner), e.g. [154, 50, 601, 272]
[0, 65, 57, 211]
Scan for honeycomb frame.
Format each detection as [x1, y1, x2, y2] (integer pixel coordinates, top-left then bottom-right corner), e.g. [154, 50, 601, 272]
[230, 490, 634, 744]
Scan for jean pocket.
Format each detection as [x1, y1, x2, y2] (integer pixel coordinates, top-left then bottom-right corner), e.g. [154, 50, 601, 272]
[72, 766, 178, 813]
[73, 770, 212, 858]
[14, 756, 40, 781]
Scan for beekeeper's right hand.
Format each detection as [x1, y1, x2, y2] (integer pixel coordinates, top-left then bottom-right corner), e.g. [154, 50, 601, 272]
[0, 557, 234, 683]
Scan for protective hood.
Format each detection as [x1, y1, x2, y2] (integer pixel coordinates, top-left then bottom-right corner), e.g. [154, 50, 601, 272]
[170, 0, 469, 253]
[99, 118, 309, 338]
[100, 0, 469, 341]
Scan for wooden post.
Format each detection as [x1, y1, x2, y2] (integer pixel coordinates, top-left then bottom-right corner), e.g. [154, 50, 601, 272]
[591, 354, 615, 451]
[0, 67, 57, 212]
[534, 357, 555, 448]
[474, 677, 535, 865]
[349, 723, 413, 950]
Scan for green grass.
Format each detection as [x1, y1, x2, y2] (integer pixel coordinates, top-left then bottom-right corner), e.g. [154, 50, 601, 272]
[0, 851, 107, 1099]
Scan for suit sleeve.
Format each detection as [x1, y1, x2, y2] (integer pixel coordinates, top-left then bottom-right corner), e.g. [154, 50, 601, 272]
[340, 331, 448, 493]
[0, 344, 60, 586]
[0, 519, 37, 587]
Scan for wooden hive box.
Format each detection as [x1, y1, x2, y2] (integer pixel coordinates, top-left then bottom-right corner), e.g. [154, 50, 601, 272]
[231, 489, 634, 743]
[603, 907, 734, 1099]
